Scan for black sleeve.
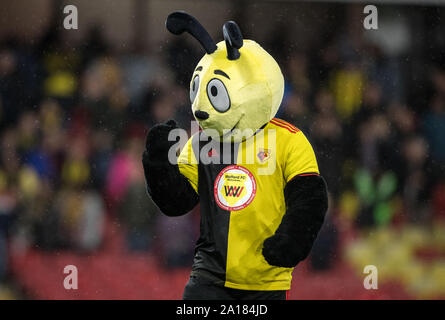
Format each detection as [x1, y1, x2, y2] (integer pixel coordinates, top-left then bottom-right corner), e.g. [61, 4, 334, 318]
[142, 120, 199, 217]
[262, 174, 328, 268]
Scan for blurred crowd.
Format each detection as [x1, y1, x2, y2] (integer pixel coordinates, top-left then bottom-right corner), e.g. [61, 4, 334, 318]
[0, 25, 201, 288]
[1, 7, 445, 297]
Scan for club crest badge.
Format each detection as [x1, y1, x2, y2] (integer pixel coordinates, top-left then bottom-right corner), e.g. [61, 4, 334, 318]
[257, 148, 271, 163]
[214, 165, 256, 211]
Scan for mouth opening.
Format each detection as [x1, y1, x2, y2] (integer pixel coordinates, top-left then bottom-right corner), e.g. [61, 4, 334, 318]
[221, 116, 242, 138]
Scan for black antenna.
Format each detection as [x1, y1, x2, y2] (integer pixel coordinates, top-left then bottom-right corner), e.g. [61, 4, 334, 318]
[223, 21, 243, 60]
[166, 11, 217, 54]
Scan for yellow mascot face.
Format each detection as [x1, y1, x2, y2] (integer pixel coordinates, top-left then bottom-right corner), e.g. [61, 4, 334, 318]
[167, 12, 284, 143]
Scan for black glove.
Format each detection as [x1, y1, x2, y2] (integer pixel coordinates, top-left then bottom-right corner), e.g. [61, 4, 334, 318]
[141, 119, 199, 217]
[143, 119, 179, 166]
[262, 233, 302, 268]
[262, 175, 328, 268]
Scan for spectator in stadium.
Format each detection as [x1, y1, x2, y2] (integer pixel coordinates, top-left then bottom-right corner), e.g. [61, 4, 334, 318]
[117, 132, 158, 252]
[157, 212, 197, 269]
[0, 47, 23, 128]
[310, 88, 344, 197]
[400, 135, 434, 223]
[423, 93, 445, 164]
[0, 170, 17, 282]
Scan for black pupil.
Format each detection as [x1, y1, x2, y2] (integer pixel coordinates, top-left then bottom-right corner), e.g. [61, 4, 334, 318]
[211, 85, 218, 96]
[192, 80, 196, 91]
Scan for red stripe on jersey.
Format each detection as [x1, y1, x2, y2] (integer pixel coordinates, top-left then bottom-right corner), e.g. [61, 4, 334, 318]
[288, 172, 320, 183]
[272, 118, 300, 132]
[296, 172, 320, 177]
[270, 120, 298, 133]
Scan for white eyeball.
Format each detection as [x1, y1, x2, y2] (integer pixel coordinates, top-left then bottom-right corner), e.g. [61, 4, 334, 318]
[207, 78, 230, 112]
[190, 75, 200, 103]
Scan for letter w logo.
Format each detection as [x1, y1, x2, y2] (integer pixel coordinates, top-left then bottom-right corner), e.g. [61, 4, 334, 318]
[224, 186, 244, 197]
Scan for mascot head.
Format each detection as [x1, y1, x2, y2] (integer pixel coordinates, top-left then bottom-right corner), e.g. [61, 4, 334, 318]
[166, 11, 284, 143]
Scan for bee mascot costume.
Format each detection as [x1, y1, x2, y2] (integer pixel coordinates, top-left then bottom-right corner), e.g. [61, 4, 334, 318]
[142, 12, 328, 300]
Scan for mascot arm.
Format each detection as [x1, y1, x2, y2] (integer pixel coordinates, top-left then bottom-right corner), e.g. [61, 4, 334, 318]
[142, 120, 199, 217]
[262, 174, 328, 268]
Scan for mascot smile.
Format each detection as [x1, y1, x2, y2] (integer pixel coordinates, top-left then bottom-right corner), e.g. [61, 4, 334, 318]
[142, 11, 328, 300]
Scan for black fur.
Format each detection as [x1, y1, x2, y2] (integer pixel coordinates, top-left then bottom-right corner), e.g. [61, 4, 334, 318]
[262, 175, 328, 268]
[223, 21, 243, 60]
[142, 120, 199, 216]
[166, 12, 217, 54]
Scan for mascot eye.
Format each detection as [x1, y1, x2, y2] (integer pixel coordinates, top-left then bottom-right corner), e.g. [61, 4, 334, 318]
[190, 75, 200, 103]
[207, 78, 230, 112]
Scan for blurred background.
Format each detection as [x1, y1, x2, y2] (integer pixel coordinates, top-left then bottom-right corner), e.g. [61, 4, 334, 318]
[0, 0, 445, 299]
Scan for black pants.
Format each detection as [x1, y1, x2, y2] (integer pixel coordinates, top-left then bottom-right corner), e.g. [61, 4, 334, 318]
[183, 273, 287, 300]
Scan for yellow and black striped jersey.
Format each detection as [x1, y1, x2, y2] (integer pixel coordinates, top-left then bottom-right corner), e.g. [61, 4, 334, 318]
[177, 118, 319, 291]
